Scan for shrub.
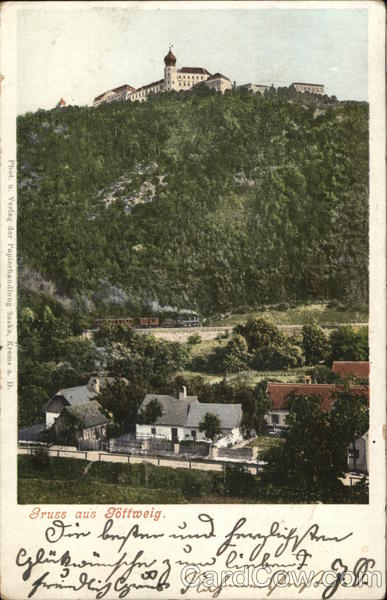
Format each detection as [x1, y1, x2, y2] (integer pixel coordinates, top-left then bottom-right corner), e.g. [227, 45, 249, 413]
[187, 333, 201, 345]
[31, 447, 49, 470]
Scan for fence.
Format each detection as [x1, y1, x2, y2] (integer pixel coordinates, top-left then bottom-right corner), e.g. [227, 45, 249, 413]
[18, 445, 262, 474]
[77, 439, 103, 451]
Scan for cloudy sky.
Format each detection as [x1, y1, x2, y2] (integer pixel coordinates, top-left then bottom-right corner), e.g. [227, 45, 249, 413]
[17, 3, 368, 114]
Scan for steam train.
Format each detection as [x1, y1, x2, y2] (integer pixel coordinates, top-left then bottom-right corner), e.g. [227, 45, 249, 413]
[93, 316, 200, 329]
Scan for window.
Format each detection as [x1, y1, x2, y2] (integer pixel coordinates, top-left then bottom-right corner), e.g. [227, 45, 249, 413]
[191, 430, 197, 439]
[272, 414, 279, 425]
[151, 427, 156, 435]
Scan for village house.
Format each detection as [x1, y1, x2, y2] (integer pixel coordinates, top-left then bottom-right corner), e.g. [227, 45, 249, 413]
[42, 374, 127, 427]
[332, 361, 370, 380]
[265, 382, 369, 432]
[54, 400, 111, 449]
[136, 387, 243, 446]
[93, 48, 232, 106]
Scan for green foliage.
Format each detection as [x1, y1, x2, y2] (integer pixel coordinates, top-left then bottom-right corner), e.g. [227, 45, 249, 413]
[301, 324, 329, 365]
[98, 379, 146, 431]
[31, 447, 49, 470]
[18, 298, 99, 426]
[223, 465, 257, 497]
[235, 317, 303, 370]
[199, 412, 221, 441]
[137, 398, 163, 425]
[106, 333, 189, 389]
[18, 93, 368, 315]
[329, 387, 369, 471]
[307, 364, 341, 384]
[221, 334, 251, 373]
[260, 389, 369, 503]
[329, 325, 369, 363]
[187, 333, 201, 345]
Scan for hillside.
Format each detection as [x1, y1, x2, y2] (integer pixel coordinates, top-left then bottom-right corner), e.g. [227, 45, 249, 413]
[17, 87, 369, 317]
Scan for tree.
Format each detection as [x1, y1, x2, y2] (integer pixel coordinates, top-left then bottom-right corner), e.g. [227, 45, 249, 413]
[199, 412, 221, 441]
[221, 334, 251, 373]
[301, 324, 329, 365]
[260, 393, 348, 503]
[235, 317, 302, 370]
[329, 325, 369, 363]
[241, 380, 271, 437]
[98, 379, 147, 431]
[137, 398, 163, 425]
[329, 387, 369, 472]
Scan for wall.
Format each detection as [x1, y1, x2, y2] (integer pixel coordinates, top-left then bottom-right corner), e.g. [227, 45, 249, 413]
[265, 410, 288, 430]
[136, 423, 185, 441]
[46, 411, 60, 427]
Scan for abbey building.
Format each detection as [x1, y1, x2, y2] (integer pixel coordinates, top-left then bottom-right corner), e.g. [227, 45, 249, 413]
[93, 48, 232, 106]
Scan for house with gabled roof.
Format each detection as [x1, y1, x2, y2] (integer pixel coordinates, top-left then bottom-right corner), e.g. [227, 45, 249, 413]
[42, 374, 128, 427]
[136, 387, 243, 445]
[54, 400, 111, 447]
[265, 382, 369, 431]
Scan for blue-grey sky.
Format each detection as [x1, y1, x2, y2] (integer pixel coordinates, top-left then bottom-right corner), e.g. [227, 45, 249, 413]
[17, 6, 368, 114]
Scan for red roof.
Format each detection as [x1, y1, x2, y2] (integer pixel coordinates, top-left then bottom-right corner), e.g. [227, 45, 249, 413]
[266, 383, 369, 412]
[57, 98, 66, 106]
[179, 67, 211, 75]
[332, 361, 370, 379]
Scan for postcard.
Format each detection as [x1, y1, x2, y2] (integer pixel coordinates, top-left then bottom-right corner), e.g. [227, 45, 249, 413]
[0, 1, 385, 598]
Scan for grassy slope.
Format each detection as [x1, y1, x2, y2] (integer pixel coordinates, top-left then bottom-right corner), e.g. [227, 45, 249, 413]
[207, 303, 368, 327]
[18, 456, 260, 504]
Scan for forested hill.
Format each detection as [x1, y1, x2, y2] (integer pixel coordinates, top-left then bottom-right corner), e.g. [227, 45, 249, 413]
[17, 87, 368, 316]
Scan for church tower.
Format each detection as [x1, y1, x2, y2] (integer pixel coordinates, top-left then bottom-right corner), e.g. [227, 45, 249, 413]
[164, 47, 177, 91]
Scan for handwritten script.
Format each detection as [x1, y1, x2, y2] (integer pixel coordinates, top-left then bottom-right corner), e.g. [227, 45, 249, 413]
[15, 512, 377, 599]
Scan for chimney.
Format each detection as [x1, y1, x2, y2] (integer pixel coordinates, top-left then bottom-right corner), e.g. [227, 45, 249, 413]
[179, 386, 187, 401]
[89, 376, 100, 394]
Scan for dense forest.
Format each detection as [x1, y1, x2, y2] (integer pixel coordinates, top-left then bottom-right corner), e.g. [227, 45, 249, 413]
[17, 86, 369, 316]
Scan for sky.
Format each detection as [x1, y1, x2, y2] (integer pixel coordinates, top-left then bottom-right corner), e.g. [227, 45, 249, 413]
[17, 4, 368, 114]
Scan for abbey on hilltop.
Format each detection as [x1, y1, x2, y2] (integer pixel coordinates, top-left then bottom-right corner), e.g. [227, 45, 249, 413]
[93, 48, 232, 106]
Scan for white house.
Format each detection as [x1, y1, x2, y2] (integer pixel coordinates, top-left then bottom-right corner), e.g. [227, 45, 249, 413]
[136, 387, 243, 445]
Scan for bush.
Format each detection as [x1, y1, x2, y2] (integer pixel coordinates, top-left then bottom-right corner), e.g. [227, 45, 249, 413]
[307, 365, 341, 384]
[31, 447, 49, 470]
[223, 465, 256, 497]
[187, 333, 201, 345]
